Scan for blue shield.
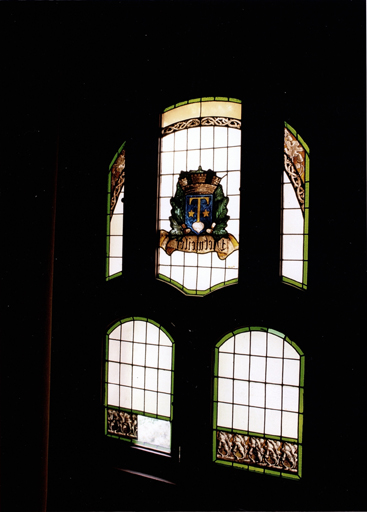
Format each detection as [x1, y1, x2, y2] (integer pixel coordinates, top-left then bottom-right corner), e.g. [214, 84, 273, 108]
[185, 194, 213, 235]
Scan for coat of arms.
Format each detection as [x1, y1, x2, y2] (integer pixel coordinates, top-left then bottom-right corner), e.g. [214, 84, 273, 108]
[159, 167, 239, 259]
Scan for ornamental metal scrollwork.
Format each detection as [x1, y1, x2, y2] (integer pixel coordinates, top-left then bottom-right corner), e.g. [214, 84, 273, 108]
[284, 127, 306, 213]
[110, 150, 125, 215]
[284, 153, 305, 212]
[107, 409, 137, 438]
[217, 431, 298, 473]
[162, 117, 241, 136]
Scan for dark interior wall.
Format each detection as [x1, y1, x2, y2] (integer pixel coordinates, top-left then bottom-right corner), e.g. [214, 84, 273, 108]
[1, 1, 366, 511]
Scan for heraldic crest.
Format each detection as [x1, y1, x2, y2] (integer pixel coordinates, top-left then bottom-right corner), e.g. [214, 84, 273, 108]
[159, 167, 239, 260]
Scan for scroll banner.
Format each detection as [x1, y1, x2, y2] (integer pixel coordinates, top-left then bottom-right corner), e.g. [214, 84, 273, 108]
[159, 230, 239, 260]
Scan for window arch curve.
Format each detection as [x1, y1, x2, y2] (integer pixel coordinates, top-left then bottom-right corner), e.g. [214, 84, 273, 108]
[105, 317, 175, 454]
[213, 326, 304, 479]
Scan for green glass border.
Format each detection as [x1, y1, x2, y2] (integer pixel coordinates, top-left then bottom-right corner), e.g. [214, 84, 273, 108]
[157, 273, 238, 297]
[163, 97, 242, 112]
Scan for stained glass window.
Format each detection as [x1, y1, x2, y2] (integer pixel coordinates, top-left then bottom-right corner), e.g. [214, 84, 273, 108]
[105, 317, 174, 453]
[213, 327, 304, 479]
[282, 124, 309, 289]
[106, 142, 126, 280]
[157, 97, 241, 296]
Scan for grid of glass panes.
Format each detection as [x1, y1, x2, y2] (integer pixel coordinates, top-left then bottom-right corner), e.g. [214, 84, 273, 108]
[215, 329, 302, 439]
[281, 125, 309, 289]
[108, 185, 124, 277]
[158, 100, 241, 294]
[106, 318, 174, 452]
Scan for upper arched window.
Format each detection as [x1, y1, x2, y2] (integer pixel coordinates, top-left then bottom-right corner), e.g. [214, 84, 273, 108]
[282, 124, 309, 289]
[213, 327, 304, 479]
[105, 317, 174, 454]
[106, 142, 126, 280]
[157, 97, 241, 296]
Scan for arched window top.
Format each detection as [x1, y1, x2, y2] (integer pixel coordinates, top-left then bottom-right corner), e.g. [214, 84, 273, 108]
[213, 327, 304, 479]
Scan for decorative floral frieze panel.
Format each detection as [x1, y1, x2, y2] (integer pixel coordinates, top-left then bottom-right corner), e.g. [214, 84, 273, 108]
[107, 409, 137, 439]
[284, 128, 305, 212]
[162, 117, 241, 135]
[217, 431, 298, 473]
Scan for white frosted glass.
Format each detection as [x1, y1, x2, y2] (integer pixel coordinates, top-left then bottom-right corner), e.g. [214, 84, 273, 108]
[158, 265, 170, 279]
[120, 364, 132, 387]
[160, 197, 171, 220]
[267, 334, 283, 358]
[219, 337, 234, 353]
[217, 402, 233, 428]
[109, 258, 122, 275]
[159, 248, 171, 265]
[184, 252, 198, 267]
[108, 384, 119, 406]
[198, 251, 211, 266]
[225, 268, 238, 283]
[214, 148, 227, 171]
[227, 219, 240, 238]
[266, 358, 283, 384]
[146, 344, 159, 367]
[227, 170, 240, 195]
[133, 343, 145, 366]
[159, 220, 170, 232]
[161, 133, 174, 151]
[171, 265, 184, 285]
[158, 369, 171, 393]
[228, 146, 241, 170]
[211, 251, 225, 268]
[120, 341, 133, 364]
[228, 127, 241, 147]
[159, 346, 172, 370]
[201, 126, 213, 148]
[162, 102, 200, 127]
[146, 323, 159, 345]
[284, 342, 300, 360]
[157, 392, 171, 417]
[145, 368, 158, 391]
[249, 382, 265, 407]
[265, 383, 282, 410]
[233, 405, 249, 431]
[283, 386, 299, 412]
[197, 267, 211, 290]
[201, 148, 214, 169]
[235, 332, 250, 354]
[161, 152, 174, 174]
[171, 249, 184, 265]
[137, 415, 170, 450]
[250, 332, 267, 356]
[234, 354, 250, 380]
[132, 387, 144, 411]
[160, 174, 174, 197]
[119, 386, 131, 409]
[108, 362, 120, 384]
[110, 214, 123, 235]
[214, 126, 227, 147]
[113, 191, 124, 214]
[283, 182, 299, 208]
[183, 266, 197, 289]
[248, 407, 264, 434]
[109, 325, 121, 341]
[201, 101, 241, 120]
[159, 331, 172, 347]
[225, 249, 239, 269]
[218, 353, 234, 378]
[174, 151, 187, 173]
[250, 356, 266, 382]
[283, 170, 290, 184]
[227, 195, 240, 219]
[282, 411, 298, 439]
[109, 339, 120, 361]
[283, 359, 300, 386]
[187, 149, 200, 170]
[187, 127, 200, 149]
[175, 129, 187, 150]
[282, 235, 304, 260]
[219, 173, 228, 196]
[145, 390, 157, 414]
[282, 260, 303, 282]
[132, 366, 145, 389]
[134, 321, 147, 343]
[283, 208, 304, 234]
[233, 379, 248, 405]
[211, 267, 225, 286]
[265, 409, 281, 436]
[110, 236, 122, 257]
[218, 377, 233, 403]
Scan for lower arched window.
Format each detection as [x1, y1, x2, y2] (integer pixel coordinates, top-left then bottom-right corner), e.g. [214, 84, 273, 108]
[213, 327, 304, 479]
[105, 317, 174, 454]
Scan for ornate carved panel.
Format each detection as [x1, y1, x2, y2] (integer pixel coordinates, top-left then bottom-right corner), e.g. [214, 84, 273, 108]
[162, 117, 241, 136]
[107, 409, 137, 439]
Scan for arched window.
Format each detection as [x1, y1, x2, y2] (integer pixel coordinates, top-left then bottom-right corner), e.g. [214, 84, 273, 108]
[105, 317, 174, 454]
[157, 97, 241, 295]
[213, 327, 304, 479]
[282, 124, 309, 289]
[106, 142, 126, 280]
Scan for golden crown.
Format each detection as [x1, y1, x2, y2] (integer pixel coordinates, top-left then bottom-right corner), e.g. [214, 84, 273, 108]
[178, 167, 221, 195]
